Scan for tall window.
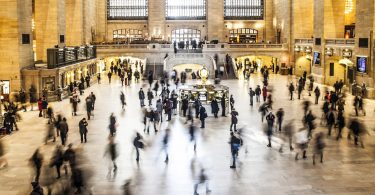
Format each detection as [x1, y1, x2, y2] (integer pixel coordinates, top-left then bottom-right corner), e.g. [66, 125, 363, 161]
[107, 0, 148, 20]
[224, 0, 264, 20]
[166, 0, 206, 20]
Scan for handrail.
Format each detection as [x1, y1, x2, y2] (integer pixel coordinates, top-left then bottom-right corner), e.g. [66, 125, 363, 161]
[231, 57, 239, 79]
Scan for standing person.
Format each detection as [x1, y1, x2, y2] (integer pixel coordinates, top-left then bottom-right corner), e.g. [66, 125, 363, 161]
[297, 82, 303, 99]
[59, 118, 69, 146]
[120, 92, 126, 109]
[194, 98, 201, 118]
[229, 95, 235, 111]
[211, 98, 219, 118]
[230, 108, 239, 131]
[90, 92, 96, 110]
[156, 99, 163, 122]
[79, 118, 88, 143]
[181, 96, 189, 117]
[133, 132, 144, 163]
[107, 71, 112, 84]
[288, 83, 295, 100]
[50, 145, 64, 179]
[147, 88, 154, 106]
[266, 112, 275, 147]
[138, 88, 145, 107]
[276, 108, 284, 131]
[71, 93, 79, 116]
[85, 95, 93, 120]
[194, 169, 211, 195]
[249, 87, 255, 106]
[171, 90, 178, 115]
[255, 85, 261, 102]
[221, 95, 226, 117]
[104, 137, 118, 176]
[262, 86, 268, 102]
[199, 106, 207, 128]
[97, 73, 101, 84]
[41, 98, 48, 118]
[45, 122, 56, 144]
[304, 110, 316, 139]
[56, 86, 63, 102]
[314, 86, 321, 104]
[30, 148, 43, 182]
[229, 132, 242, 169]
[37, 98, 43, 117]
[109, 113, 117, 137]
[313, 132, 326, 165]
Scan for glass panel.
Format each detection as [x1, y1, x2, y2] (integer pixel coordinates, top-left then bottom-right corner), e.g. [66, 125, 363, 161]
[107, 0, 148, 20]
[166, 0, 206, 20]
[224, 0, 264, 20]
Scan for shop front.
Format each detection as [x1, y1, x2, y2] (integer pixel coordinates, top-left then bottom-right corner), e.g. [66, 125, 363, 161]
[294, 46, 312, 76]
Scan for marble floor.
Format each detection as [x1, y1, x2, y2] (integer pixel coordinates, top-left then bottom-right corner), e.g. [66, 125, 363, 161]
[1, 74, 375, 195]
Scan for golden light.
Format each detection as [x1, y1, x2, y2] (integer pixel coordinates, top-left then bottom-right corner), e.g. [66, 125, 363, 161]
[345, 0, 353, 14]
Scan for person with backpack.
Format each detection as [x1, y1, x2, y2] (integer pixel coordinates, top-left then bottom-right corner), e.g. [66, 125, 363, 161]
[199, 106, 208, 128]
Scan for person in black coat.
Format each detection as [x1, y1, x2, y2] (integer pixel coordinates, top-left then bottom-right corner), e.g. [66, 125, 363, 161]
[211, 99, 219, 118]
[30, 148, 43, 182]
[326, 109, 335, 136]
[255, 85, 261, 102]
[138, 88, 145, 107]
[194, 98, 201, 118]
[79, 118, 88, 143]
[314, 86, 320, 104]
[230, 109, 239, 131]
[336, 111, 345, 140]
[221, 95, 226, 117]
[50, 145, 64, 179]
[181, 96, 189, 117]
[199, 106, 207, 128]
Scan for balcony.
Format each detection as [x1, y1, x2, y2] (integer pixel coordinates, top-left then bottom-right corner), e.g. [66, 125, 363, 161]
[325, 38, 355, 47]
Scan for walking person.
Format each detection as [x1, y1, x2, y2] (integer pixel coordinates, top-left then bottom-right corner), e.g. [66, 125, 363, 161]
[288, 83, 295, 100]
[79, 118, 88, 143]
[194, 169, 211, 195]
[262, 86, 268, 102]
[90, 92, 96, 110]
[156, 99, 163, 122]
[104, 137, 118, 177]
[97, 73, 101, 84]
[133, 132, 144, 163]
[276, 108, 284, 131]
[85, 95, 93, 120]
[266, 112, 275, 147]
[109, 113, 117, 137]
[229, 95, 235, 111]
[138, 88, 145, 107]
[59, 117, 69, 146]
[50, 145, 64, 179]
[194, 98, 201, 119]
[120, 92, 126, 109]
[230, 108, 239, 131]
[229, 132, 242, 169]
[249, 87, 255, 106]
[314, 86, 320, 104]
[161, 128, 170, 163]
[107, 71, 112, 84]
[295, 128, 308, 160]
[199, 106, 208, 128]
[30, 148, 43, 182]
[147, 89, 154, 106]
[313, 132, 326, 165]
[336, 111, 345, 140]
[181, 96, 189, 117]
[326, 108, 335, 136]
[71, 93, 79, 116]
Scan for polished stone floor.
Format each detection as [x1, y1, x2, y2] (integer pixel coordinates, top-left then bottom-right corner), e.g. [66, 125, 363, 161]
[1, 74, 375, 195]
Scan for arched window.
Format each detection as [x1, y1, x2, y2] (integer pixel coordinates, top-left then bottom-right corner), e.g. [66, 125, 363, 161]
[224, 0, 264, 20]
[107, 0, 148, 20]
[166, 0, 206, 20]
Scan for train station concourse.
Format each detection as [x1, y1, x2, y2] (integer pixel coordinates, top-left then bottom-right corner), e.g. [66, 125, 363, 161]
[1, 0, 375, 195]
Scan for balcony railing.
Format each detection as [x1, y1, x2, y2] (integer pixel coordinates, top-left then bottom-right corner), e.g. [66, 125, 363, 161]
[295, 38, 313, 44]
[47, 46, 96, 69]
[325, 38, 355, 45]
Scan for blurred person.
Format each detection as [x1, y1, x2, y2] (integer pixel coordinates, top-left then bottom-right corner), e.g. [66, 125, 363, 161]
[45, 122, 56, 144]
[79, 118, 88, 143]
[181, 96, 189, 117]
[29, 181, 44, 195]
[160, 128, 170, 163]
[326, 108, 335, 136]
[279, 120, 295, 152]
[249, 87, 255, 106]
[85, 95, 93, 120]
[30, 148, 43, 182]
[54, 114, 62, 137]
[90, 92, 96, 110]
[336, 111, 345, 140]
[258, 103, 269, 122]
[171, 90, 178, 115]
[194, 168, 211, 195]
[348, 118, 368, 148]
[262, 86, 268, 102]
[133, 132, 144, 163]
[70, 93, 79, 116]
[0, 139, 8, 168]
[63, 143, 76, 176]
[295, 128, 308, 160]
[276, 108, 284, 131]
[186, 103, 194, 124]
[59, 117, 69, 146]
[255, 85, 261, 102]
[229, 95, 235, 111]
[109, 113, 117, 137]
[189, 122, 197, 153]
[229, 132, 243, 169]
[156, 99, 163, 122]
[147, 88, 154, 106]
[41, 97, 48, 118]
[266, 112, 275, 147]
[288, 82, 295, 100]
[304, 110, 316, 139]
[120, 91, 126, 109]
[313, 132, 326, 165]
[221, 95, 226, 117]
[50, 145, 64, 179]
[71, 167, 85, 194]
[104, 137, 118, 177]
[37, 98, 43, 117]
[46, 106, 54, 124]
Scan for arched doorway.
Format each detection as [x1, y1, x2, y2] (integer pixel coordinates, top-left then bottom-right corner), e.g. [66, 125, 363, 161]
[172, 64, 204, 79]
[234, 55, 279, 78]
[171, 28, 201, 43]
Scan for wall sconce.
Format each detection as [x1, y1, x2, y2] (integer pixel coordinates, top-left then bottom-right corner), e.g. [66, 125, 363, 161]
[304, 46, 312, 53]
[325, 48, 333, 56]
[342, 48, 352, 58]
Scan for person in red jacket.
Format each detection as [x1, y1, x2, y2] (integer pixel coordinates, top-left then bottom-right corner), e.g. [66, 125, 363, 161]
[262, 86, 268, 102]
[37, 98, 43, 117]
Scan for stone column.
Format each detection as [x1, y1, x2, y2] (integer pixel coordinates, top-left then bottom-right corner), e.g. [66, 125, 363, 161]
[65, 0, 83, 46]
[0, 0, 33, 93]
[148, 0, 166, 39]
[207, 0, 224, 42]
[264, 0, 275, 43]
[312, 0, 325, 83]
[35, 0, 66, 62]
[95, 0, 107, 42]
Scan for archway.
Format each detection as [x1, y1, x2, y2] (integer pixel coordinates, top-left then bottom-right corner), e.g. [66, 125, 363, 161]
[172, 64, 204, 79]
[233, 55, 280, 79]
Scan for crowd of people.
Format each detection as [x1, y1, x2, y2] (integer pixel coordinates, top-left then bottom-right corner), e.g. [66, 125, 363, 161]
[0, 61, 374, 195]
